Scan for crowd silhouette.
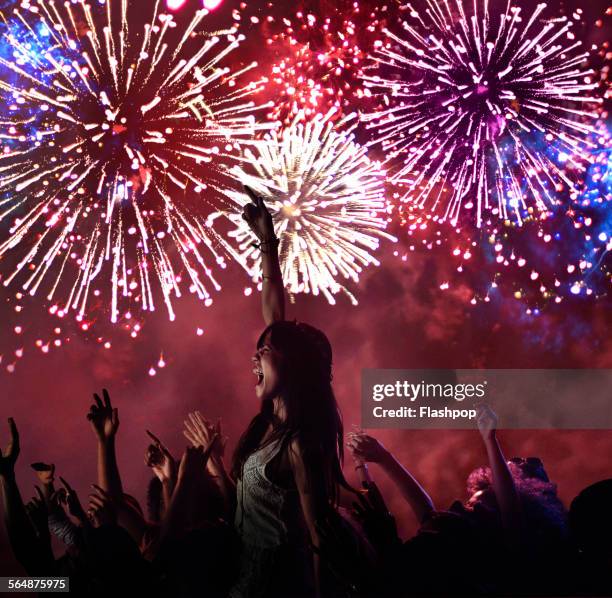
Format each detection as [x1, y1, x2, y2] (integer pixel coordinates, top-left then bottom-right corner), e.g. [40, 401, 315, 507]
[1, 399, 611, 596]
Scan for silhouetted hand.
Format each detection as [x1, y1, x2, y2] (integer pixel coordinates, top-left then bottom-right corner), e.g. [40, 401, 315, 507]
[347, 432, 389, 464]
[183, 412, 226, 464]
[177, 446, 205, 485]
[352, 482, 401, 555]
[177, 437, 218, 486]
[25, 486, 49, 540]
[145, 430, 176, 484]
[241, 185, 275, 242]
[0, 418, 19, 478]
[87, 389, 119, 442]
[56, 477, 88, 524]
[31, 462, 55, 487]
[476, 404, 498, 441]
[87, 484, 117, 527]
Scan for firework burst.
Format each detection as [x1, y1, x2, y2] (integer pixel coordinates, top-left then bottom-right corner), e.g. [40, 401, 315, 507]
[0, 0, 273, 322]
[361, 0, 602, 227]
[212, 109, 396, 305]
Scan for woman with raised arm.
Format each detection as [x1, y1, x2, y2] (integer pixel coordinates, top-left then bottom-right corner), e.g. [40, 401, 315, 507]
[243, 186, 285, 325]
[225, 186, 352, 598]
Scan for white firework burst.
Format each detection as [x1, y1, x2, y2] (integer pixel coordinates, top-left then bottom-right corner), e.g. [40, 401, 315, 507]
[213, 109, 396, 305]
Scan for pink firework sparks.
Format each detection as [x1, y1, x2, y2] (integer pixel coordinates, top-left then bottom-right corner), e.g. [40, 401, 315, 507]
[0, 0, 274, 323]
[360, 0, 602, 227]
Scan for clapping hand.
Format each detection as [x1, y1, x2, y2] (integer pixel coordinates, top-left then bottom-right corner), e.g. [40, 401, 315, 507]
[183, 411, 226, 466]
[177, 435, 218, 486]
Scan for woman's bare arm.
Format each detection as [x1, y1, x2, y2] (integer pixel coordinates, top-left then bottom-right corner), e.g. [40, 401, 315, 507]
[241, 186, 285, 324]
[477, 405, 522, 544]
[288, 438, 322, 598]
[87, 389, 123, 499]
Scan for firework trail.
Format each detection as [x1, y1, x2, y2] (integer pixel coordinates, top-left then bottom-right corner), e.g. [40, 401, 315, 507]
[0, 0, 273, 322]
[211, 108, 396, 305]
[361, 0, 602, 227]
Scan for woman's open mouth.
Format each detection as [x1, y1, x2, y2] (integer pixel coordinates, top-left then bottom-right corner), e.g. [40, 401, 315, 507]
[253, 366, 264, 387]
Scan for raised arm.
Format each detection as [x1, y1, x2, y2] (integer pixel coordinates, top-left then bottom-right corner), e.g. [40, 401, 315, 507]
[348, 432, 434, 524]
[183, 412, 235, 518]
[145, 430, 177, 516]
[159, 439, 216, 546]
[241, 185, 285, 324]
[47, 476, 89, 549]
[0, 419, 53, 575]
[476, 405, 522, 538]
[87, 389, 122, 499]
[347, 429, 373, 485]
[86, 389, 148, 542]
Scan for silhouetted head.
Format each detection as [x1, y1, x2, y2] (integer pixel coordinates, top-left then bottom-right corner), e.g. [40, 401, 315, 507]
[508, 456, 550, 482]
[465, 458, 567, 547]
[570, 479, 612, 557]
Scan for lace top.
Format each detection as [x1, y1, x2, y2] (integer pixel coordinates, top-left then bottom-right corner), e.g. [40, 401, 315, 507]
[235, 436, 303, 548]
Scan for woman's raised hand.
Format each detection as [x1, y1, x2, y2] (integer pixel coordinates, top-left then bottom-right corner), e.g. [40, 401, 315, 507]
[241, 185, 275, 242]
[476, 404, 498, 441]
[177, 435, 218, 486]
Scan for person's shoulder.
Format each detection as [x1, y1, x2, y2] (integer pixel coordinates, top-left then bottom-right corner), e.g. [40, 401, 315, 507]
[285, 435, 306, 465]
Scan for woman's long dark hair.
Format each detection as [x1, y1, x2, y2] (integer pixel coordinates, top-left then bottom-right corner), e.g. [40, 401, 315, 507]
[231, 320, 352, 511]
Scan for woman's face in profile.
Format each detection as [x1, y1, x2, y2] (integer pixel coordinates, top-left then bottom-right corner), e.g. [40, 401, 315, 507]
[252, 331, 284, 400]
